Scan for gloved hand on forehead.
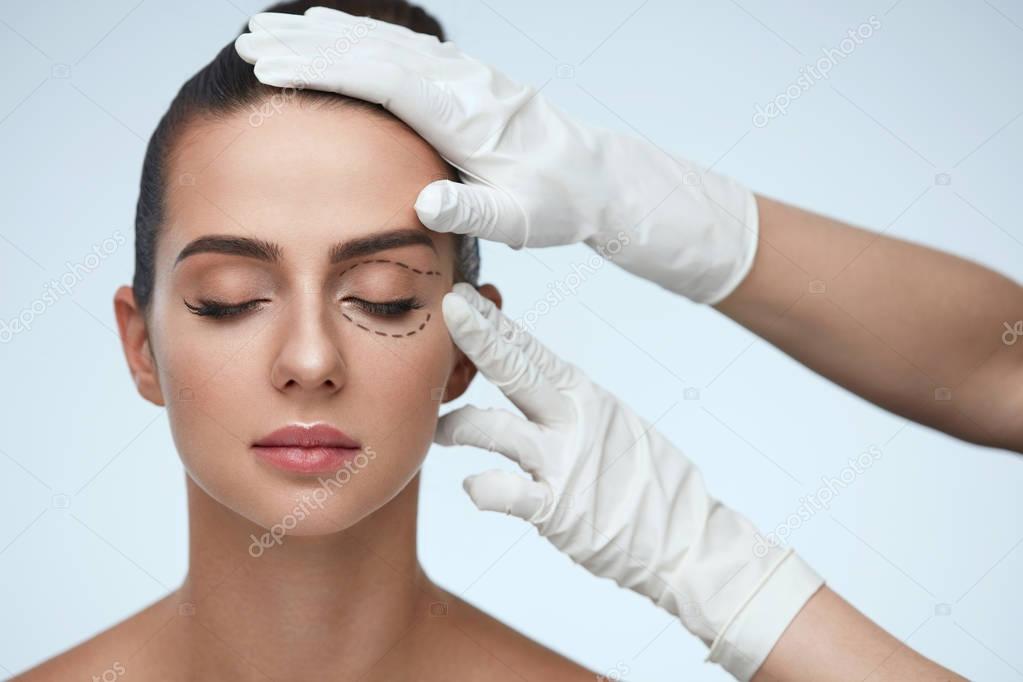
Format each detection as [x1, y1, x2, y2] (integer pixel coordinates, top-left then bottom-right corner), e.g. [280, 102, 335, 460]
[235, 7, 758, 304]
[432, 282, 823, 681]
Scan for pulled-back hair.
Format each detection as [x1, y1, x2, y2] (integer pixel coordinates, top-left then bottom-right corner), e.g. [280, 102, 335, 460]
[132, 0, 479, 311]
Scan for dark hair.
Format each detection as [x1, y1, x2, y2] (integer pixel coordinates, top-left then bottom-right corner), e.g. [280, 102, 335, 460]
[132, 0, 479, 311]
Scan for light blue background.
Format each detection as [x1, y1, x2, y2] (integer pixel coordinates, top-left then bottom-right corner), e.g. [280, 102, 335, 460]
[1, 0, 1021, 679]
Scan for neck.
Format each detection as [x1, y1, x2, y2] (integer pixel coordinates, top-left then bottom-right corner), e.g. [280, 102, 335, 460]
[177, 472, 434, 680]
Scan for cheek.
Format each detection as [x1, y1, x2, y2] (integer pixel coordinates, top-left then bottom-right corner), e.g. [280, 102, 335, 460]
[341, 320, 454, 459]
[156, 313, 266, 416]
[156, 327, 265, 492]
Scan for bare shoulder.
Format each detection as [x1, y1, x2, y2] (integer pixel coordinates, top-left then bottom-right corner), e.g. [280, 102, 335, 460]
[11, 592, 182, 681]
[16, 584, 599, 681]
[371, 583, 600, 681]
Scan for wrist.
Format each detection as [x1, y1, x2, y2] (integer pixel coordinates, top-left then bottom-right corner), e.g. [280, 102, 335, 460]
[587, 159, 759, 304]
[706, 549, 824, 681]
[644, 496, 822, 679]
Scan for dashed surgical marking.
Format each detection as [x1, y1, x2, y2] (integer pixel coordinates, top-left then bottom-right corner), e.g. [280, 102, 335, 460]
[340, 311, 433, 338]
[338, 259, 439, 338]
[338, 259, 442, 278]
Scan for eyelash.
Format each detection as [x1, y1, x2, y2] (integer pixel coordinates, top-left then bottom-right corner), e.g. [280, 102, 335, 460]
[344, 296, 424, 317]
[182, 297, 424, 319]
[183, 297, 269, 318]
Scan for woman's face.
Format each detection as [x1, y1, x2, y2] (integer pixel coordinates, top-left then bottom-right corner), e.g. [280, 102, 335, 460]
[115, 100, 490, 536]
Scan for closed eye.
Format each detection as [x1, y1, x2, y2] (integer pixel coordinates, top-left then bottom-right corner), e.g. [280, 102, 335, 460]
[183, 297, 269, 318]
[343, 297, 424, 317]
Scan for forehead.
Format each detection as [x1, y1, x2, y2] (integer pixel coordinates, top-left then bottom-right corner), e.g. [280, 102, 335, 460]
[162, 100, 455, 266]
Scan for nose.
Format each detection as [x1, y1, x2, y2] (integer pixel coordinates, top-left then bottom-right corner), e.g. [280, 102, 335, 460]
[270, 294, 346, 395]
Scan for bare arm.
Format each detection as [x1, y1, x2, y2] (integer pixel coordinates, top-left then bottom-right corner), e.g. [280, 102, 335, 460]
[754, 587, 964, 682]
[715, 195, 1023, 453]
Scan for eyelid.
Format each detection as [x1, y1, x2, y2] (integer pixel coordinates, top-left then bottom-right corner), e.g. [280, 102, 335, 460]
[336, 259, 441, 302]
[174, 261, 278, 296]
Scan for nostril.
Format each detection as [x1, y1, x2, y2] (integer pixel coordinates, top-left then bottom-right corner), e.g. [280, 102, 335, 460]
[270, 342, 346, 393]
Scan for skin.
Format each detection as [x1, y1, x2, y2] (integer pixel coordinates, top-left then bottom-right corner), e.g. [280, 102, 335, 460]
[717, 194, 1023, 455]
[15, 101, 596, 680]
[755, 587, 965, 682]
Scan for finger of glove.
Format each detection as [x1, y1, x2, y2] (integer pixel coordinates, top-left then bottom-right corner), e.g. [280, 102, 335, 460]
[245, 10, 498, 89]
[442, 291, 560, 421]
[244, 10, 455, 67]
[435, 405, 544, 474]
[415, 180, 526, 248]
[247, 11, 330, 34]
[304, 6, 449, 50]
[450, 282, 578, 391]
[247, 11, 383, 37]
[464, 469, 551, 522]
[237, 29, 420, 67]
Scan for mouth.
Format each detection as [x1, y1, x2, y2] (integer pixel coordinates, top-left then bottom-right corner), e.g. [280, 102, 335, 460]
[252, 423, 362, 474]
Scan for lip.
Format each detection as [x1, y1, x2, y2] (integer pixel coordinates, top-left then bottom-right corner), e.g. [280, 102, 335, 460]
[252, 423, 362, 474]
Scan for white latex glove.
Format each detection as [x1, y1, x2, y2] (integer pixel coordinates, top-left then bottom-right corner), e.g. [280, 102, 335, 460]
[432, 283, 823, 681]
[234, 8, 758, 304]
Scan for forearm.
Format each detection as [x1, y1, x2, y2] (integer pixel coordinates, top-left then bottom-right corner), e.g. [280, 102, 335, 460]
[715, 194, 1023, 453]
[753, 587, 963, 682]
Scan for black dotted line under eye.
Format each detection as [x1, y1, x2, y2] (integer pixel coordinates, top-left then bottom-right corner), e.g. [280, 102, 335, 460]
[341, 311, 432, 338]
[338, 259, 440, 338]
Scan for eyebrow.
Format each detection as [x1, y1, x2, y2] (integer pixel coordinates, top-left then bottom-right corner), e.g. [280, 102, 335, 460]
[174, 228, 436, 268]
[329, 228, 436, 263]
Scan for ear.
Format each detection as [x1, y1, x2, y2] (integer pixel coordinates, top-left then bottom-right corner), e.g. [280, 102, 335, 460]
[442, 283, 501, 403]
[113, 285, 165, 406]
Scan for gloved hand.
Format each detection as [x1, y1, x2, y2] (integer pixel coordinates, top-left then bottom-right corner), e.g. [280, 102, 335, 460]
[431, 283, 823, 680]
[234, 7, 758, 304]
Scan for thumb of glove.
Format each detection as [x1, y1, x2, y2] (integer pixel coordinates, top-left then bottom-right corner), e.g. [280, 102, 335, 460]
[415, 180, 527, 248]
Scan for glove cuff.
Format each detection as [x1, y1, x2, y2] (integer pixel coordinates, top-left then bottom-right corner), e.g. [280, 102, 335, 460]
[700, 181, 759, 306]
[590, 153, 760, 305]
[672, 166, 759, 305]
[705, 549, 824, 681]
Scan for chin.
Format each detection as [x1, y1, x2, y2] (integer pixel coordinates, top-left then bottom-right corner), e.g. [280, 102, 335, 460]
[182, 438, 426, 547]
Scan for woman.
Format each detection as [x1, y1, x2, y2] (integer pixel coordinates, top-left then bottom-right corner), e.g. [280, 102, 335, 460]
[15, 1, 599, 679]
